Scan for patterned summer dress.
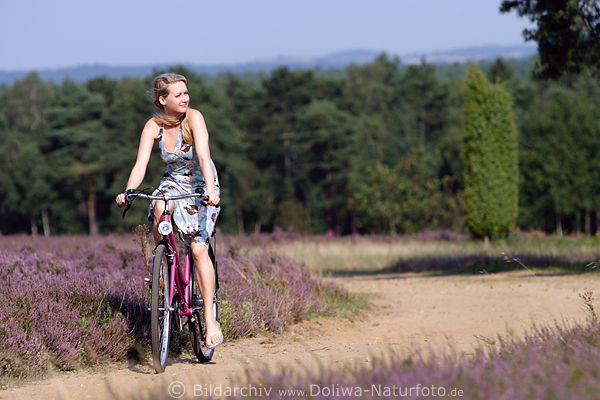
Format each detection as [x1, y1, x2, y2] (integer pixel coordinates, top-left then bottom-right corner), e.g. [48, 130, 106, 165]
[148, 124, 220, 247]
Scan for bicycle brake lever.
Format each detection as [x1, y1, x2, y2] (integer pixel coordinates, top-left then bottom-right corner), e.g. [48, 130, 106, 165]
[121, 190, 135, 219]
[122, 202, 132, 219]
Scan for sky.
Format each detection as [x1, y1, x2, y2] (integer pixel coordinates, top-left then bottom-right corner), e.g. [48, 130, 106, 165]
[0, 0, 534, 71]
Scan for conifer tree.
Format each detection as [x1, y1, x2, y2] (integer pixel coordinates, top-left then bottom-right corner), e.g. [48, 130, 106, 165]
[462, 65, 518, 239]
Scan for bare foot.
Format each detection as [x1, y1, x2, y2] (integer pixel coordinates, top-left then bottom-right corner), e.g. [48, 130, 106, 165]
[205, 319, 223, 349]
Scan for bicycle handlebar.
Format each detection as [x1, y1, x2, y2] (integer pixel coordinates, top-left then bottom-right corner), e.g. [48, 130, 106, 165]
[127, 192, 207, 201]
[121, 189, 219, 219]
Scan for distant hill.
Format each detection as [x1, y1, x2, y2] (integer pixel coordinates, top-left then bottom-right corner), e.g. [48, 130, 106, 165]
[402, 44, 536, 64]
[0, 44, 536, 85]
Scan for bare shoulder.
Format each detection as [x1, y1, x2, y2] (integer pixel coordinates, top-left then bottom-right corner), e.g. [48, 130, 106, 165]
[142, 117, 161, 140]
[186, 108, 205, 123]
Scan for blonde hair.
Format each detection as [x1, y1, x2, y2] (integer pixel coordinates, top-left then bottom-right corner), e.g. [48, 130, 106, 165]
[150, 72, 193, 145]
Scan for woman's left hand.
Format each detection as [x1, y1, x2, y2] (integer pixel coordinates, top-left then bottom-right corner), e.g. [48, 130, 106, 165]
[203, 190, 220, 207]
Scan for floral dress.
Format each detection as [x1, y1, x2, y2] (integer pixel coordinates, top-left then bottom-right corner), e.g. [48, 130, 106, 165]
[148, 124, 220, 247]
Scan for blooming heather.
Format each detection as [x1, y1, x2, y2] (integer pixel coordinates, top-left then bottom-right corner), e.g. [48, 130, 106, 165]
[234, 320, 600, 399]
[0, 234, 346, 379]
[0, 236, 148, 378]
[218, 250, 344, 337]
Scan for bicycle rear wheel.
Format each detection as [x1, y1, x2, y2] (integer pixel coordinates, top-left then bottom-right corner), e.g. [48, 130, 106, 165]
[190, 302, 218, 362]
[151, 244, 171, 373]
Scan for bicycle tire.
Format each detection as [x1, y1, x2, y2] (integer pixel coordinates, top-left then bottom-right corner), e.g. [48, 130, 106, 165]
[189, 257, 217, 362]
[151, 244, 171, 373]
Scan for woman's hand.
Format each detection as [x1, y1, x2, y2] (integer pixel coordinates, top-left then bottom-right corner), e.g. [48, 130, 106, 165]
[203, 190, 220, 207]
[115, 193, 127, 207]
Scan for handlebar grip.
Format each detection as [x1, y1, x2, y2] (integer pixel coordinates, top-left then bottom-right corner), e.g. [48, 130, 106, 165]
[201, 195, 220, 209]
[196, 187, 220, 208]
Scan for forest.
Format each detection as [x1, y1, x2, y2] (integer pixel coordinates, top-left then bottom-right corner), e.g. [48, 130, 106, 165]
[1, 55, 599, 236]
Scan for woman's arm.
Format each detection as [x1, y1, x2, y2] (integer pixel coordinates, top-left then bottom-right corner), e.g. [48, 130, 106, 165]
[187, 109, 219, 206]
[115, 118, 158, 206]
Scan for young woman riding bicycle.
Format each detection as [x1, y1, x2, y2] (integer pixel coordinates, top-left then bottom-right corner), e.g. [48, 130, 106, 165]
[115, 72, 223, 349]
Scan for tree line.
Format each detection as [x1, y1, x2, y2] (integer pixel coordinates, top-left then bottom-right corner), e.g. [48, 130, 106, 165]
[0, 55, 599, 236]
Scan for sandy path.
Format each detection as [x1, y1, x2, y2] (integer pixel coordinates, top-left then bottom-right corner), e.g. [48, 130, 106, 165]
[2, 271, 599, 399]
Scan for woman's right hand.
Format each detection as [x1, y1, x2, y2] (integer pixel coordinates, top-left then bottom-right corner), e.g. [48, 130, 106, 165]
[115, 193, 127, 208]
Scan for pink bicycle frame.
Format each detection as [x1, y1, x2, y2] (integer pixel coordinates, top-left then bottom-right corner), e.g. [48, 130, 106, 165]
[161, 213, 195, 317]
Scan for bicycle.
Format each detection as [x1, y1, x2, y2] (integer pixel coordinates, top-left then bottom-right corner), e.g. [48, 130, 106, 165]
[122, 189, 220, 373]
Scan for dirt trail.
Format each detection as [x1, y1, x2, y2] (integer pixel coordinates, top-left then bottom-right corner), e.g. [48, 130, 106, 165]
[2, 271, 599, 400]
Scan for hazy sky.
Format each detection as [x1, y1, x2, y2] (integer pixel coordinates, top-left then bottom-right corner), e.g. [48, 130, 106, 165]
[0, 0, 533, 71]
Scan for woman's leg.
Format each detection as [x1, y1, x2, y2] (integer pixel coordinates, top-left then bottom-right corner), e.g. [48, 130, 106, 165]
[190, 241, 221, 347]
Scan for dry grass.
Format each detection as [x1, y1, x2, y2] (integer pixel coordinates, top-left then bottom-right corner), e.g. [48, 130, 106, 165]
[240, 234, 600, 274]
[261, 240, 466, 272]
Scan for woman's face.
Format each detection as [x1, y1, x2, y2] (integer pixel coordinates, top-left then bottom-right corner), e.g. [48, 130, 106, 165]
[160, 81, 189, 115]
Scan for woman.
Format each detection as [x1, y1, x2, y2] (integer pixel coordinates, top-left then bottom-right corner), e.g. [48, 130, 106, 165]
[115, 72, 222, 349]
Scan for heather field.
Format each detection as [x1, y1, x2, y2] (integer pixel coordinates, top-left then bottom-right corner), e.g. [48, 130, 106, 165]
[3, 231, 600, 400]
[0, 233, 349, 382]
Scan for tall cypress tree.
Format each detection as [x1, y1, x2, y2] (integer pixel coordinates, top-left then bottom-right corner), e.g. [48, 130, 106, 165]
[463, 65, 518, 239]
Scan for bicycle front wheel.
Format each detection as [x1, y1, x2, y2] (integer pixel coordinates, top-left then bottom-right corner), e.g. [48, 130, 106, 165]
[151, 244, 171, 373]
